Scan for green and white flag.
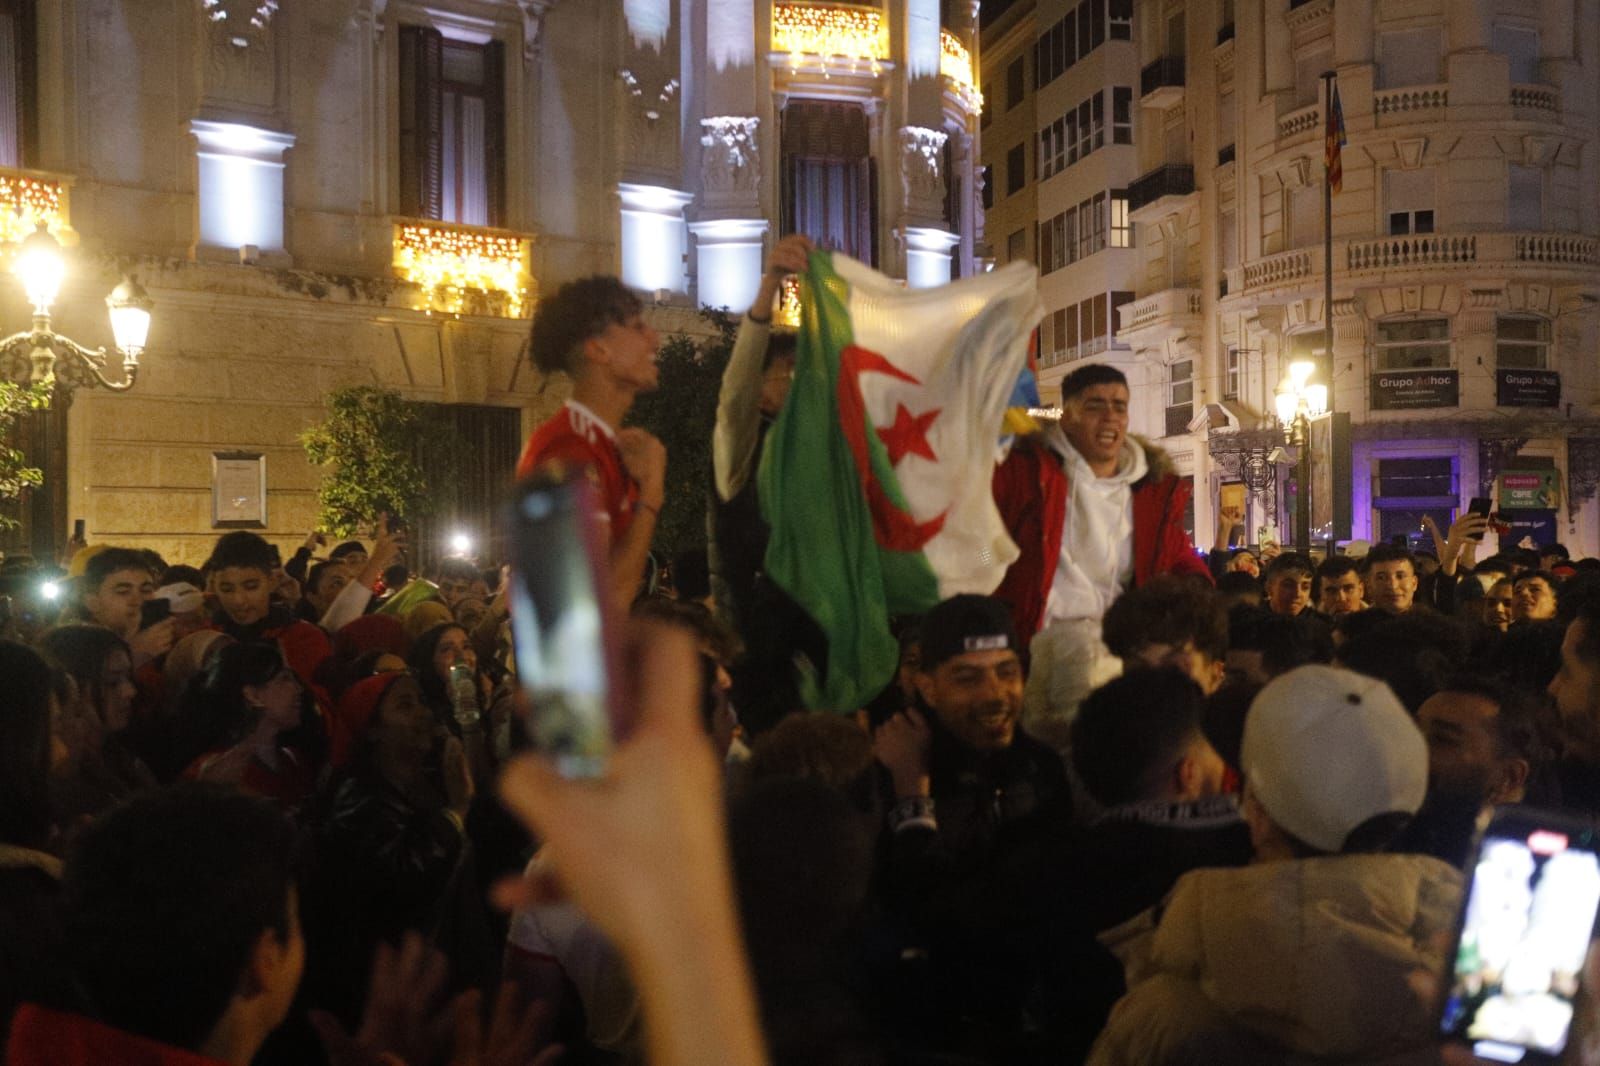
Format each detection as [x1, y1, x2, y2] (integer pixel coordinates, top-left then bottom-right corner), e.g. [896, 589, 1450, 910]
[758, 250, 1042, 711]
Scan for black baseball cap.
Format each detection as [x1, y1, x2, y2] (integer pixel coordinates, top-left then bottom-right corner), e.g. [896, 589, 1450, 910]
[917, 595, 1019, 672]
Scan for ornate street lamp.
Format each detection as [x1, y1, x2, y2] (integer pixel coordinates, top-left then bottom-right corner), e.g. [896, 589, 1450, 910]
[0, 223, 152, 393]
[1275, 359, 1328, 554]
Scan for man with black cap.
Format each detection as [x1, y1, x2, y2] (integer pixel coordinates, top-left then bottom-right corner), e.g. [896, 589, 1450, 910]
[873, 593, 1068, 1061]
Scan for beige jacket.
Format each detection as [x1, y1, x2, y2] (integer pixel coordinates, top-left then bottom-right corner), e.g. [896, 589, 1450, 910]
[1089, 853, 1463, 1066]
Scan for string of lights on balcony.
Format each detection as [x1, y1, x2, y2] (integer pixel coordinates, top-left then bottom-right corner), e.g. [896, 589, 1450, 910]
[0, 173, 65, 247]
[940, 30, 983, 111]
[393, 222, 528, 319]
[772, 2, 888, 73]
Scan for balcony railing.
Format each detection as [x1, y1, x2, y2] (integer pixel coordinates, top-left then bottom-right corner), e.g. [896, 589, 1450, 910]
[940, 29, 982, 111]
[1118, 288, 1202, 335]
[1127, 164, 1195, 214]
[392, 218, 534, 318]
[1346, 234, 1476, 271]
[1227, 232, 1600, 301]
[772, 1, 888, 67]
[1276, 103, 1320, 142]
[1140, 56, 1185, 106]
[0, 167, 70, 246]
[1374, 85, 1447, 119]
[1511, 84, 1559, 113]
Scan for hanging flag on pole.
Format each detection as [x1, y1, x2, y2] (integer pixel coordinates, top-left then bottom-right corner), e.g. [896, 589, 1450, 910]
[758, 251, 1041, 712]
[1324, 79, 1347, 194]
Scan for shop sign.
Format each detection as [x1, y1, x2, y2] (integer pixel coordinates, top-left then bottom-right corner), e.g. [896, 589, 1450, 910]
[1498, 470, 1562, 511]
[1370, 369, 1459, 411]
[1497, 509, 1558, 549]
[1496, 369, 1561, 408]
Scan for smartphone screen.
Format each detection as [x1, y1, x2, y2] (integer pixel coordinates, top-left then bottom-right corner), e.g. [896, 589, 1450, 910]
[1440, 808, 1600, 1062]
[139, 597, 171, 630]
[507, 473, 619, 778]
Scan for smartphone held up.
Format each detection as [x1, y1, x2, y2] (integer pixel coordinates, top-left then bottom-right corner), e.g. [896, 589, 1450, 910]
[1440, 806, 1600, 1064]
[506, 472, 625, 779]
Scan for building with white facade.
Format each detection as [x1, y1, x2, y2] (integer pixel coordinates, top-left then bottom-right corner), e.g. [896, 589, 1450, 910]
[979, 0, 1144, 404]
[1115, 0, 1600, 555]
[0, 0, 986, 565]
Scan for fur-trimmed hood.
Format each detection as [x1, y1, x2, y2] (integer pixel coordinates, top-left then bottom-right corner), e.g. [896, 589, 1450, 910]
[1132, 434, 1179, 487]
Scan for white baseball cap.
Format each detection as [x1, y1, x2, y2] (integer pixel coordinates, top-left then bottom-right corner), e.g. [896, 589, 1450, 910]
[153, 582, 205, 615]
[1241, 664, 1427, 853]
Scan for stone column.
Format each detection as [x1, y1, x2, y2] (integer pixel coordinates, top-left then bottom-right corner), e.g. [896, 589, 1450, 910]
[690, 115, 768, 310]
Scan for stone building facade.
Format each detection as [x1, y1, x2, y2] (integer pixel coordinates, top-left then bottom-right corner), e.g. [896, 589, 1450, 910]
[1, 0, 985, 565]
[987, 0, 1600, 556]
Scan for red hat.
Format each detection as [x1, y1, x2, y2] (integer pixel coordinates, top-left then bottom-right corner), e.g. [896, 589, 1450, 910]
[331, 672, 404, 769]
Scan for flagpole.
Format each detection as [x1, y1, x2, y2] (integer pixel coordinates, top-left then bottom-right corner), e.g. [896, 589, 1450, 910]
[1321, 70, 1336, 416]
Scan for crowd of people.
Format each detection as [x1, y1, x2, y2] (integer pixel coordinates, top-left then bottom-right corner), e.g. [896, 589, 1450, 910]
[5, 234, 1600, 1066]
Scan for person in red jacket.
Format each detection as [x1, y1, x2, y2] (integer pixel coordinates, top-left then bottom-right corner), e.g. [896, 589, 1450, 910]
[992, 363, 1210, 751]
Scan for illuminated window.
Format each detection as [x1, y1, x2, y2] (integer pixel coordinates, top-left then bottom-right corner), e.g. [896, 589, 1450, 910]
[1110, 192, 1131, 247]
[399, 26, 507, 227]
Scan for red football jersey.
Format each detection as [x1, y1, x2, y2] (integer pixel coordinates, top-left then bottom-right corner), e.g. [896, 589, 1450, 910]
[516, 401, 640, 541]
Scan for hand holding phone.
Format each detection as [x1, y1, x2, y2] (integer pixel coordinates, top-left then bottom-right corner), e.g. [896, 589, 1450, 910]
[508, 473, 625, 778]
[1439, 806, 1600, 1063]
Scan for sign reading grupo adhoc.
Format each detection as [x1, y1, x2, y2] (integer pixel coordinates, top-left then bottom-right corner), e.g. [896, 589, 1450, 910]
[1496, 368, 1560, 408]
[1371, 368, 1459, 411]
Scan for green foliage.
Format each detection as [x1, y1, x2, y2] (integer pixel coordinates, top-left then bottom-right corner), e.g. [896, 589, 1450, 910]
[625, 311, 736, 556]
[301, 386, 432, 536]
[0, 382, 51, 532]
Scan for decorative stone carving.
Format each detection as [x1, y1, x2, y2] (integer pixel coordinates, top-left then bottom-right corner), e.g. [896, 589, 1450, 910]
[700, 116, 760, 195]
[518, 0, 555, 62]
[201, 0, 279, 113]
[899, 126, 948, 208]
[201, 0, 279, 49]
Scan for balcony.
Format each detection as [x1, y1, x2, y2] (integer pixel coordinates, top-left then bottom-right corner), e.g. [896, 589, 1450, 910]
[1511, 84, 1559, 115]
[1140, 56, 1185, 109]
[940, 29, 981, 113]
[1373, 85, 1447, 123]
[1225, 231, 1600, 305]
[1117, 288, 1202, 347]
[0, 167, 71, 246]
[1276, 103, 1320, 145]
[771, 1, 888, 73]
[392, 218, 534, 319]
[1127, 164, 1196, 220]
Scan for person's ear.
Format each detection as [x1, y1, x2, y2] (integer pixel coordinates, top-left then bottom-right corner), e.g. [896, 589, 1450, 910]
[1491, 758, 1532, 804]
[1204, 657, 1226, 694]
[241, 683, 267, 712]
[1174, 754, 1199, 801]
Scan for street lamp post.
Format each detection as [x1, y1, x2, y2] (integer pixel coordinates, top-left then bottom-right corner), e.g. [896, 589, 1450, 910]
[0, 223, 152, 394]
[1275, 359, 1328, 555]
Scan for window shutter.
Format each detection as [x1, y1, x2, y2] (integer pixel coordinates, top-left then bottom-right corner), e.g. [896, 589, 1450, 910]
[399, 25, 444, 219]
[483, 39, 506, 228]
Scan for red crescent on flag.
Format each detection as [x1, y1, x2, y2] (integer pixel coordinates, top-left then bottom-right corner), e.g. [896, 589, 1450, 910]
[836, 344, 947, 553]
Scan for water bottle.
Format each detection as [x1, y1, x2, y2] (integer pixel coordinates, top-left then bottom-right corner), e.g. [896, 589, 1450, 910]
[449, 662, 481, 730]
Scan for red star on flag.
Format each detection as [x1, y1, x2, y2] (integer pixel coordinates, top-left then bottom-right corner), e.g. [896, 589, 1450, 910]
[876, 403, 941, 466]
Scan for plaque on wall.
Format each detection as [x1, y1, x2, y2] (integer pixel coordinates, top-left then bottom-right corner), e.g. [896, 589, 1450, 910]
[1496, 368, 1561, 408]
[1370, 369, 1459, 411]
[212, 452, 267, 529]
